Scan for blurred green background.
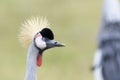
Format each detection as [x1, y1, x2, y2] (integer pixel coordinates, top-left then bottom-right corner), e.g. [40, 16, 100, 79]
[0, 0, 102, 80]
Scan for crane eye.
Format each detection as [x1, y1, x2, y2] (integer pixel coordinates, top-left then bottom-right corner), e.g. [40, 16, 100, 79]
[42, 37, 49, 41]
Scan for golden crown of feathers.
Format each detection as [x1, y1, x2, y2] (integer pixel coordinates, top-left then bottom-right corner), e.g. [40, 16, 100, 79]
[18, 17, 50, 48]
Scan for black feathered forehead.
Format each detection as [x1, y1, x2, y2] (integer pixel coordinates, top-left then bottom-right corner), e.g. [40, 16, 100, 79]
[40, 28, 54, 40]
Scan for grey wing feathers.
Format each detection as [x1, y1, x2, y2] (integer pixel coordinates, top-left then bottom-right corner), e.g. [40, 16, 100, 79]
[100, 41, 120, 80]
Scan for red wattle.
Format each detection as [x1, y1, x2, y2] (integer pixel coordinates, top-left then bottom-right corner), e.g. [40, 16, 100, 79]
[37, 54, 42, 67]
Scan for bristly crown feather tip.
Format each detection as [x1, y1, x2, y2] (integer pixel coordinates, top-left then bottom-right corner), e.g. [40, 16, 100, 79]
[18, 17, 50, 48]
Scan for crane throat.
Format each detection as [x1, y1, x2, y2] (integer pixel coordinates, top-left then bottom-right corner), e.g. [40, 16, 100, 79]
[37, 53, 42, 67]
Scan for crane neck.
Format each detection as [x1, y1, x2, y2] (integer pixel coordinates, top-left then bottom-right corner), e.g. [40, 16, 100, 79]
[25, 42, 39, 80]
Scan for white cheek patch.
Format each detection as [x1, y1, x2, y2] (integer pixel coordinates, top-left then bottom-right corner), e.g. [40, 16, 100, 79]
[35, 36, 47, 49]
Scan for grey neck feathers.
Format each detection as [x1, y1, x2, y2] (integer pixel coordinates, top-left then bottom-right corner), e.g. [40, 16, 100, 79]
[25, 42, 39, 80]
[98, 0, 120, 43]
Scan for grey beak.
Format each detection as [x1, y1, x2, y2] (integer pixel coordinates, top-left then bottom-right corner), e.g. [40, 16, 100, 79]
[54, 41, 65, 47]
[46, 40, 65, 48]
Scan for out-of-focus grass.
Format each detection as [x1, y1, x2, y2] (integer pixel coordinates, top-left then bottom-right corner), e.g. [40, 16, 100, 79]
[0, 0, 102, 80]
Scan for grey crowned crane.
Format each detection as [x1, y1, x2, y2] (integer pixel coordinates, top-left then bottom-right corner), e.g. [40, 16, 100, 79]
[93, 0, 120, 80]
[18, 17, 65, 80]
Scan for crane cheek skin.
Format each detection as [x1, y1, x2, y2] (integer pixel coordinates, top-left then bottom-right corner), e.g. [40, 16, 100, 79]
[35, 37, 47, 50]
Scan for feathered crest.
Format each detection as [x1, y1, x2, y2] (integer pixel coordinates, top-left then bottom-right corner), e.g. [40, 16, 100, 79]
[18, 17, 50, 48]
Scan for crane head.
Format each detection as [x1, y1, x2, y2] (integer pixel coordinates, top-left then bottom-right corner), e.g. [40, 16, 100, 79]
[34, 28, 65, 52]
